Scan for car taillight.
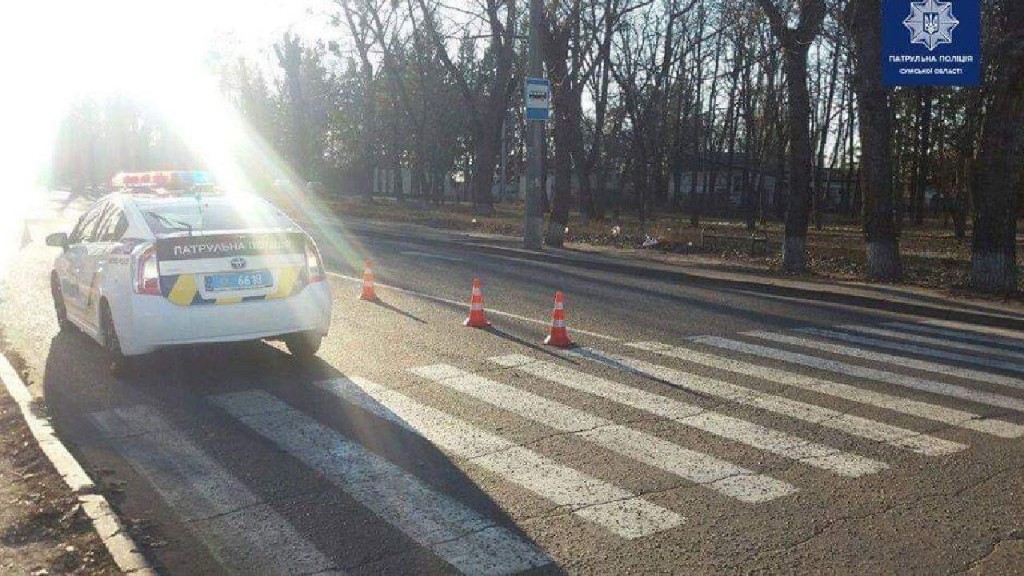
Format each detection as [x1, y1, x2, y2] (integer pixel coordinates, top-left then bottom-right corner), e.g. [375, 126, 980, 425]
[134, 245, 161, 295]
[305, 239, 325, 283]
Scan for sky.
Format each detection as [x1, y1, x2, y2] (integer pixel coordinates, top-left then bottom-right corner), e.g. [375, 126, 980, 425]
[0, 0, 338, 184]
[1, 0, 334, 104]
[0, 0, 335, 273]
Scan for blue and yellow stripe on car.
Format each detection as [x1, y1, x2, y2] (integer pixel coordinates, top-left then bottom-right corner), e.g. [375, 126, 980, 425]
[161, 267, 305, 306]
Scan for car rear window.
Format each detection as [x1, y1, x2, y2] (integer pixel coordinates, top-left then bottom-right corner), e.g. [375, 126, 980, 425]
[140, 198, 293, 235]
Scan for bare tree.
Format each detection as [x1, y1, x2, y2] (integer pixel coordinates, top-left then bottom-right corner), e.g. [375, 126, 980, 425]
[844, 0, 902, 280]
[755, 0, 826, 273]
[275, 33, 315, 181]
[335, 3, 377, 198]
[416, 0, 518, 214]
[538, 0, 582, 246]
[970, 0, 1024, 292]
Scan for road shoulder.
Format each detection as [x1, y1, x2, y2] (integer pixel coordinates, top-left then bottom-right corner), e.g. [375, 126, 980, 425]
[323, 216, 1024, 327]
[0, 350, 152, 575]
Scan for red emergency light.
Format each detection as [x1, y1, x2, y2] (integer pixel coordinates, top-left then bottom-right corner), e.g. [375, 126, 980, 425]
[111, 171, 214, 188]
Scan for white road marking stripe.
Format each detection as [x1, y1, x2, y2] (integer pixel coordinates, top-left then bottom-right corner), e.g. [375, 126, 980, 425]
[804, 327, 1024, 376]
[613, 342, 963, 454]
[420, 363, 795, 503]
[89, 405, 339, 576]
[885, 321, 1024, 353]
[491, 353, 885, 477]
[625, 341, 1022, 439]
[567, 348, 957, 457]
[330, 272, 619, 341]
[472, 447, 684, 539]
[916, 319, 1024, 343]
[211, 391, 551, 575]
[693, 336, 1024, 413]
[840, 324, 1024, 362]
[316, 377, 683, 538]
[753, 330, 1024, 390]
[410, 364, 608, 432]
[319, 378, 512, 457]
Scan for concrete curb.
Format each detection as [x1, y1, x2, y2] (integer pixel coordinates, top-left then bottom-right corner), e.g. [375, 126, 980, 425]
[0, 353, 157, 575]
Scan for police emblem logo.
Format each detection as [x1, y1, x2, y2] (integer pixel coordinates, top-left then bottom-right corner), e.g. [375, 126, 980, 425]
[904, 0, 959, 51]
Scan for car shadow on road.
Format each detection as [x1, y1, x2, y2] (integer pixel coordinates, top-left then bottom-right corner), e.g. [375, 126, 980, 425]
[41, 332, 564, 575]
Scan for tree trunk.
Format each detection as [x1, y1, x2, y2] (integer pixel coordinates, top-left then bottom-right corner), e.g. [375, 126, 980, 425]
[471, 114, 502, 215]
[545, 92, 573, 246]
[971, 2, 1024, 292]
[813, 43, 840, 230]
[914, 87, 933, 226]
[845, 0, 902, 280]
[780, 44, 815, 272]
[756, 0, 825, 273]
[952, 156, 969, 240]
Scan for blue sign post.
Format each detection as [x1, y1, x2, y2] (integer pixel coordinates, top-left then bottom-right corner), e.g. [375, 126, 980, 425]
[525, 77, 550, 121]
[883, 0, 981, 86]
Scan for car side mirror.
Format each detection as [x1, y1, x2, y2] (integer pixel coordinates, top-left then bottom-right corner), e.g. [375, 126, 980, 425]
[45, 232, 68, 249]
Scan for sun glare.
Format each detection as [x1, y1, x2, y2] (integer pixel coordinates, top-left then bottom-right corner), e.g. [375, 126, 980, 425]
[0, 0, 343, 275]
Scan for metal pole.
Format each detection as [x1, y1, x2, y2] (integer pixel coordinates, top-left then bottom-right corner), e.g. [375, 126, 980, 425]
[523, 0, 545, 250]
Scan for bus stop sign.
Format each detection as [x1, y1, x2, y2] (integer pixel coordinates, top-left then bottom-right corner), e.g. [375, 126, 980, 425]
[525, 78, 550, 121]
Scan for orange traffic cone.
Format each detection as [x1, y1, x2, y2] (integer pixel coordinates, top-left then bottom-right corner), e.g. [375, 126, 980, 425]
[359, 260, 377, 301]
[464, 278, 491, 328]
[544, 291, 573, 347]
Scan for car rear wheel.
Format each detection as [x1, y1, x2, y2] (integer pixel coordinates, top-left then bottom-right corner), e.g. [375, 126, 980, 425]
[51, 273, 73, 332]
[285, 331, 322, 360]
[101, 302, 133, 375]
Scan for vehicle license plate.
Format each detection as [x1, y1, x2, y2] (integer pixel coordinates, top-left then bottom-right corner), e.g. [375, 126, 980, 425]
[204, 271, 273, 292]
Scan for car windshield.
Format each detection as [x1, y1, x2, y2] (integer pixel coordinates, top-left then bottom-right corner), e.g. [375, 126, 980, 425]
[139, 197, 292, 235]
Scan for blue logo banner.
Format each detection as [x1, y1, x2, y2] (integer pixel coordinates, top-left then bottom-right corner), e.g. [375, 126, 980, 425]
[882, 0, 981, 86]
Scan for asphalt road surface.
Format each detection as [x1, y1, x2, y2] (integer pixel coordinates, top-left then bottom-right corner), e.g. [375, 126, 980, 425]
[4, 190, 1024, 574]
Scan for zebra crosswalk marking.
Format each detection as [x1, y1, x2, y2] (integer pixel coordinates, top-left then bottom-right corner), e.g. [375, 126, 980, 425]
[560, 349, 960, 457]
[624, 341, 1022, 439]
[885, 321, 1024, 353]
[315, 377, 684, 539]
[490, 353, 886, 477]
[750, 329, 1024, 390]
[409, 364, 608, 432]
[693, 336, 1024, 413]
[914, 319, 1024, 345]
[838, 324, 1024, 363]
[414, 363, 796, 503]
[791, 328, 1024, 381]
[90, 405, 339, 575]
[211, 390, 552, 575]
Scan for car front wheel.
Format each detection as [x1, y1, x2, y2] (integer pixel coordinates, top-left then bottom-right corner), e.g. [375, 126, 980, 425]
[51, 273, 73, 332]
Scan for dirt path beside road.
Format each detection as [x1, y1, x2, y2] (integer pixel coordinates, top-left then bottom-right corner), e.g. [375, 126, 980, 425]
[0, 370, 119, 575]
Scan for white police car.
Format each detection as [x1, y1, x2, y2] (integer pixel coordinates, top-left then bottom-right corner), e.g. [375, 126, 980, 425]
[46, 172, 332, 371]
